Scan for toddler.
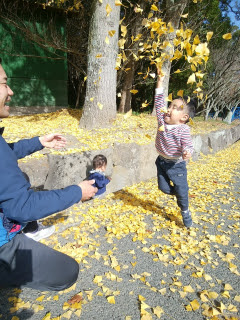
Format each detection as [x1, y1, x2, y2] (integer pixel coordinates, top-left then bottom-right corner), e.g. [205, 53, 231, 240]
[155, 71, 196, 227]
[88, 154, 110, 197]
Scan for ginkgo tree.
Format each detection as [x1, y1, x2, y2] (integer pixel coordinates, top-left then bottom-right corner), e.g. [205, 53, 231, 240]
[79, 0, 121, 129]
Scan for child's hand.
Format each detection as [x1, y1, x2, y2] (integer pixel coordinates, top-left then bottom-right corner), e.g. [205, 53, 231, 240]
[183, 150, 192, 161]
[156, 68, 165, 88]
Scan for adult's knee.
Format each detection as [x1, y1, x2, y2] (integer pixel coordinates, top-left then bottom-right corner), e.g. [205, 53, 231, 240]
[56, 257, 79, 291]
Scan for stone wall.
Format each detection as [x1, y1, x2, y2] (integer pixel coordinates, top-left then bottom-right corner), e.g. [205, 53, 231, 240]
[19, 124, 240, 193]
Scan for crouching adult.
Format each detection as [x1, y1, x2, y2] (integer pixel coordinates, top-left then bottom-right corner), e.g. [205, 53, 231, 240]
[0, 58, 98, 291]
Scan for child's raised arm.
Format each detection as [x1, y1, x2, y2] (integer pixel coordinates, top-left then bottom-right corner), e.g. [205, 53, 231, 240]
[156, 68, 164, 89]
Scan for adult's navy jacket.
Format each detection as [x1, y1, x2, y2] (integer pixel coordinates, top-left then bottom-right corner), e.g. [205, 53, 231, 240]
[0, 131, 82, 247]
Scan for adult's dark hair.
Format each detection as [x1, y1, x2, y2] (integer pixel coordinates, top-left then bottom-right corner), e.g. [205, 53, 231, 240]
[93, 154, 107, 169]
[177, 95, 196, 122]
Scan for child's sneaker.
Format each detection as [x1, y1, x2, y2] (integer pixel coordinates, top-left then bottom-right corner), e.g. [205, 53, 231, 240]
[181, 209, 192, 228]
[24, 223, 55, 241]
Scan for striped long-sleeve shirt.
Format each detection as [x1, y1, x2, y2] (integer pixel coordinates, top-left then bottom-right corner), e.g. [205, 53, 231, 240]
[155, 88, 194, 160]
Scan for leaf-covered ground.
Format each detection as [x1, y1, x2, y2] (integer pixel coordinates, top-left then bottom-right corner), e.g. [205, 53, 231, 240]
[0, 126, 239, 319]
[1, 110, 240, 159]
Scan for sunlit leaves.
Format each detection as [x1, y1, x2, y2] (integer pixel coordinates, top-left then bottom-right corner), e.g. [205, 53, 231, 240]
[106, 4, 112, 16]
[222, 33, 232, 40]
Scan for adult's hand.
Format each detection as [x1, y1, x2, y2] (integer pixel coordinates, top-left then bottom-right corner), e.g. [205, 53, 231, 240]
[78, 180, 98, 201]
[39, 134, 67, 149]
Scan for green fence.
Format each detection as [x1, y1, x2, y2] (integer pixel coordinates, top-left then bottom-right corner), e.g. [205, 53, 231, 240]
[0, 7, 68, 107]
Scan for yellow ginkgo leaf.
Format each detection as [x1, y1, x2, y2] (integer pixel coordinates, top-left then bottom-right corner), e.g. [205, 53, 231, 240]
[130, 89, 138, 94]
[185, 304, 192, 311]
[105, 36, 110, 45]
[97, 102, 103, 110]
[118, 38, 126, 49]
[121, 25, 127, 37]
[187, 73, 196, 84]
[108, 30, 116, 37]
[174, 69, 182, 73]
[153, 306, 164, 318]
[177, 90, 184, 97]
[206, 31, 213, 41]
[115, 0, 122, 5]
[151, 4, 158, 11]
[106, 4, 112, 16]
[223, 33, 232, 40]
[195, 42, 209, 56]
[224, 283, 233, 290]
[166, 93, 173, 101]
[107, 296, 115, 304]
[158, 125, 165, 132]
[181, 13, 188, 18]
[190, 299, 200, 311]
[42, 313, 51, 320]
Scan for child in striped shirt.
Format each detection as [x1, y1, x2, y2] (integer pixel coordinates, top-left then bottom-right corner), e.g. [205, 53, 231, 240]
[155, 71, 196, 227]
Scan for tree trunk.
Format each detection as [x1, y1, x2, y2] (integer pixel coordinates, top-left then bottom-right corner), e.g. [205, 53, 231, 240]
[118, 54, 135, 113]
[79, 0, 120, 129]
[118, 0, 148, 113]
[223, 111, 233, 124]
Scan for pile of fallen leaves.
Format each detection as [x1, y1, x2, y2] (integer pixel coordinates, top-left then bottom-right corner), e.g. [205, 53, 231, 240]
[1, 138, 239, 319]
[1, 109, 239, 159]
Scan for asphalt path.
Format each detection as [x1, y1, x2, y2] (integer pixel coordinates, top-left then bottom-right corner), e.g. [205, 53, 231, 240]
[0, 142, 240, 320]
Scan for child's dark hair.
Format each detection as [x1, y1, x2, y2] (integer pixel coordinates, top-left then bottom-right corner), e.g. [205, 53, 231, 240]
[93, 154, 107, 169]
[177, 95, 196, 123]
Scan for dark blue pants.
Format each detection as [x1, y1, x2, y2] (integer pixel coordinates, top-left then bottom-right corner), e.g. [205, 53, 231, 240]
[0, 233, 79, 291]
[155, 156, 189, 211]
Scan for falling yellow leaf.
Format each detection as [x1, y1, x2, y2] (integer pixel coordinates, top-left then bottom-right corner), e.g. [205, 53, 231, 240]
[177, 90, 184, 97]
[118, 38, 126, 49]
[151, 4, 158, 11]
[106, 4, 112, 16]
[158, 125, 165, 132]
[206, 31, 213, 41]
[105, 36, 110, 45]
[187, 73, 196, 84]
[108, 30, 116, 37]
[115, 0, 122, 5]
[166, 93, 173, 101]
[97, 102, 103, 110]
[181, 13, 188, 18]
[130, 89, 138, 94]
[223, 33, 232, 40]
